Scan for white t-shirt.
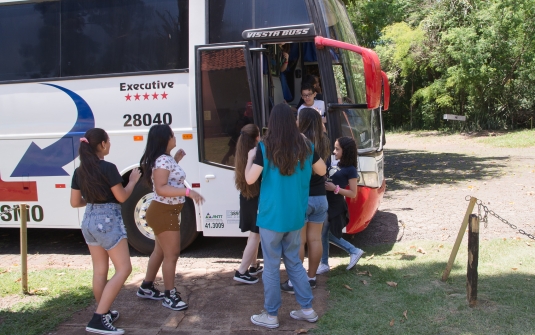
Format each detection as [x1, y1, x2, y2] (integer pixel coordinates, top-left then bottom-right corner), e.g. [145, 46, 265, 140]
[152, 154, 186, 205]
[297, 100, 326, 122]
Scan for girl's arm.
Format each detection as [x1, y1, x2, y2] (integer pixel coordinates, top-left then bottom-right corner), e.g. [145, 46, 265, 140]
[152, 168, 205, 204]
[70, 189, 86, 208]
[312, 158, 326, 176]
[339, 178, 358, 198]
[111, 168, 141, 203]
[325, 177, 358, 199]
[245, 146, 263, 185]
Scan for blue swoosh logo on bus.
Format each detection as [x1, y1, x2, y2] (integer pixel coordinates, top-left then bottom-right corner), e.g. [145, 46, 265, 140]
[10, 84, 95, 177]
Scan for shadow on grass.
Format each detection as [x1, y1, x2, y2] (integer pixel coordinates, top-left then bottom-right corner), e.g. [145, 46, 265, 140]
[0, 287, 93, 335]
[384, 149, 508, 191]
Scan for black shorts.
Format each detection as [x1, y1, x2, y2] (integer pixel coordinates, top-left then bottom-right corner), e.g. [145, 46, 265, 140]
[239, 194, 259, 234]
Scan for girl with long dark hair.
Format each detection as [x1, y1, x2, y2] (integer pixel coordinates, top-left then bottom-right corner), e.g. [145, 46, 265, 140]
[281, 108, 330, 293]
[136, 125, 204, 311]
[318, 136, 364, 275]
[233, 124, 263, 284]
[245, 103, 326, 329]
[70, 128, 141, 335]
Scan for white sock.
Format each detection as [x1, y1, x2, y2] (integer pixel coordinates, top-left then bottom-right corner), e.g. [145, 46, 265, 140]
[308, 276, 316, 281]
[287, 279, 293, 287]
[301, 309, 314, 315]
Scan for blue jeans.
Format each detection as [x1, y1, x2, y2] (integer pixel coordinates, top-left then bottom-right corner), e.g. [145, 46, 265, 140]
[259, 227, 313, 316]
[81, 203, 127, 250]
[321, 218, 360, 265]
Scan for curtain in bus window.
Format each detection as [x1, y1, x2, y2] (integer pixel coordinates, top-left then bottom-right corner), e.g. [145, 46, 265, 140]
[61, 0, 188, 76]
[208, 0, 310, 44]
[199, 48, 254, 167]
[0, 2, 60, 81]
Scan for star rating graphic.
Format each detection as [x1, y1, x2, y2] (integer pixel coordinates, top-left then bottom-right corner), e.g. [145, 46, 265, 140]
[125, 92, 169, 101]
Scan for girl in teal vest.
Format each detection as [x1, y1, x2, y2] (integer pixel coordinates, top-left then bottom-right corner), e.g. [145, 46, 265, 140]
[245, 103, 326, 329]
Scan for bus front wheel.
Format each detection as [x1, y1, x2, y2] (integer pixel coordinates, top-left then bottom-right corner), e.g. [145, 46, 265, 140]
[121, 182, 199, 255]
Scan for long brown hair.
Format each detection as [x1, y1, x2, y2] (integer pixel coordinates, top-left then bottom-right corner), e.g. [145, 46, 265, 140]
[77, 128, 110, 203]
[337, 136, 358, 168]
[139, 125, 174, 186]
[298, 108, 330, 161]
[264, 103, 312, 175]
[234, 124, 260, 199]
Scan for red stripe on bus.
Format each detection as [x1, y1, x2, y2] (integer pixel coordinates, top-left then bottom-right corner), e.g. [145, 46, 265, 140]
[0, 176, 38, 201]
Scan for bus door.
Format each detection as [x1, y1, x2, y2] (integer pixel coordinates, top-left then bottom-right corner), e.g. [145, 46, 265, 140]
[194, 43, 261, 237]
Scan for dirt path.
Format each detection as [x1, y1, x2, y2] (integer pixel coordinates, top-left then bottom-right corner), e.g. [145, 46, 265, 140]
[354, 132, 535, 247]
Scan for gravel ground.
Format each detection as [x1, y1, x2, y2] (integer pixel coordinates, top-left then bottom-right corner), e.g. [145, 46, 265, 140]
[353, 131, 535, 248]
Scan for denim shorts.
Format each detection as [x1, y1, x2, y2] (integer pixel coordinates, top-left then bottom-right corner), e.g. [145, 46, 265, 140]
[305, 195, 328, 224]
[81, 203, 127, 250]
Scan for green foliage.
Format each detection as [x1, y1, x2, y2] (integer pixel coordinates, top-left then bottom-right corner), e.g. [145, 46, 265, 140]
[346, 0, 535, 130]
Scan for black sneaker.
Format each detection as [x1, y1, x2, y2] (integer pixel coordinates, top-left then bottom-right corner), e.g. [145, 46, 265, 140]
[280, 279, 295, 294]
[162, 288, 188, 311]
[234, 270, 259, 284]
[86, 313, 124, 335]
[137, 283, 165, 300]
[248, 263, 264, 276]
[105, 310, 119, 324]
[281, 279, 316, 293]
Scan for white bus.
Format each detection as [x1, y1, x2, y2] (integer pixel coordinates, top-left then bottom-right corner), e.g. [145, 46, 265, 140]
[0, 0, 389, 254]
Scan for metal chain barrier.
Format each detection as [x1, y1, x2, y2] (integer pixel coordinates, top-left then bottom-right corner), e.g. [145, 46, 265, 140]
[465, 195, 535, 240]
[0, 205, 19, 217]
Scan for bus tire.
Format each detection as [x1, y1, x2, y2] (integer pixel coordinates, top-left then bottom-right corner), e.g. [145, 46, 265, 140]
[121, 181, 199, 255]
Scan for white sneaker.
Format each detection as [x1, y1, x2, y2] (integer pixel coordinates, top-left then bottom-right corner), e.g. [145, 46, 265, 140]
[347, 249, 364, 270]
[251, 310, 279, 328]
[316, 263, 330, 275]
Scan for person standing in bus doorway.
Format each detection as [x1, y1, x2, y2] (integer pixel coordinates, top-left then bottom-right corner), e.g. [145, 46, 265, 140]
[281, 108, 330, 294]
[278, 43, 293, 103]
[137, 125, 204, 311]
[296, 75, 323, 109]
[246, 104, 326, 328]
[70, 128, 141, 335]
[318, 137, 364, 275]
[233, 124, 263, 284]
[297, 83, 326, 124]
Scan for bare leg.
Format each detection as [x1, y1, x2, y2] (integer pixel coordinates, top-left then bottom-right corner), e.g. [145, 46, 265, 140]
[88, 245, 109, 305]
[299, 224, 307, 263]
[251, 241, 260, 267]
[91, 239, 132, 314]
[237, 232, 260, 274]
[305, 222, 323, 278]
[144, 237, 164, 282]
[155, 230, 181, 290]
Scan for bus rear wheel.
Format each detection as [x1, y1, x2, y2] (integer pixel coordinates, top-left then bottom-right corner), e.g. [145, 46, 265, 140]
[121, 182, 199, 255]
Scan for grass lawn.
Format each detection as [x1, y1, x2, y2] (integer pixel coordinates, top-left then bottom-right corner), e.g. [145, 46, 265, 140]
[0, 268, 94, 335]
[477, 129, 535, 148]
[0, 266, 141, 335]
[316, 239, 535, 335]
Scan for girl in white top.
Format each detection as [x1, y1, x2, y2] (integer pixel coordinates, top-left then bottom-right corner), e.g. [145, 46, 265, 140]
[137, 125, 204, 311]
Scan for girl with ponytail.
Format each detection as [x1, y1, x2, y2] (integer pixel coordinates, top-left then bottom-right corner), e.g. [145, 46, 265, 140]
[233, 124, 262, 284]
[70, 128, 141, 335]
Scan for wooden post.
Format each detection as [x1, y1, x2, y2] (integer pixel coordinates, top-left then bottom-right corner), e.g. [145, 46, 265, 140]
[20, 204, 28, 294]
[467, 214, 479, 307]
[442, 197, 477, 281]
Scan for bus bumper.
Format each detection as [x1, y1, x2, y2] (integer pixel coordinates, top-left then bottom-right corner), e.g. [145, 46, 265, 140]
[345, 180, 386, 234]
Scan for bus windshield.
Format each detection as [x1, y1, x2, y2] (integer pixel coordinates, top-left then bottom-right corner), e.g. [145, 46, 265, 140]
[319, 0, 382, 153]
